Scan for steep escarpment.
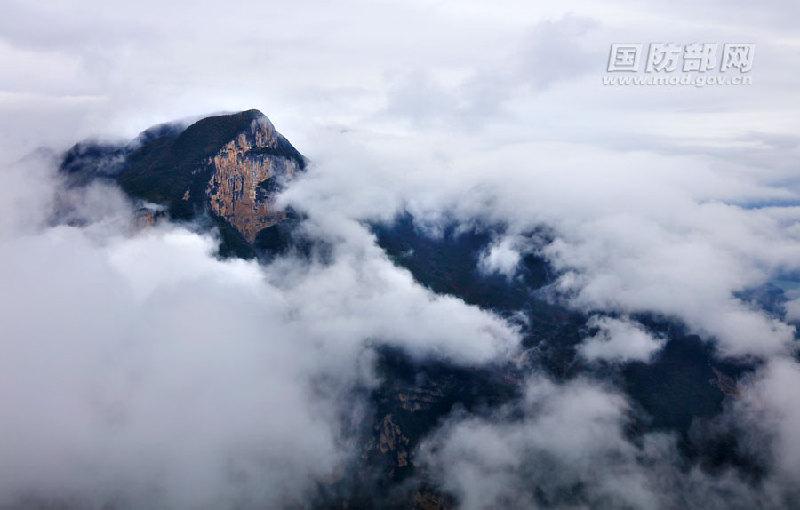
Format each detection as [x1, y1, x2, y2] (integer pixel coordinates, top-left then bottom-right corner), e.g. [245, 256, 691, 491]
[60, 109, 305, 253]
[204, 116, 301, 242]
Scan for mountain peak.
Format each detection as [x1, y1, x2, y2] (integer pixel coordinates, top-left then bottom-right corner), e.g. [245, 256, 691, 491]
[60, 109, 306, 254]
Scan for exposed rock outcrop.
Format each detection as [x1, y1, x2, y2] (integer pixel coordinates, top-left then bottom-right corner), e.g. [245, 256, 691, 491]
[397, 385, 444, 412]
[60, 109, 306, 251]
[205, 116, 300, 242]
[413, 490, 453, 510]
[132, 204, 168, 230]
[378, 414, 409, 455]
[711, 367, 741, 397]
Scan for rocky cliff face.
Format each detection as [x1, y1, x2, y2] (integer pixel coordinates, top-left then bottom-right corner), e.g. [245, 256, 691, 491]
[204, 116, 301, 242]
[61, 109, 305, 251]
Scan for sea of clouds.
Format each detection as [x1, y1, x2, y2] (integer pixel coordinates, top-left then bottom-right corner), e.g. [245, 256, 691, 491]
[1, 0, 800, 508]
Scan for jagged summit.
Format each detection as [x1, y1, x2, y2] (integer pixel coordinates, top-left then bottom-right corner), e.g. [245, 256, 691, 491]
[60, 109, 306, 255]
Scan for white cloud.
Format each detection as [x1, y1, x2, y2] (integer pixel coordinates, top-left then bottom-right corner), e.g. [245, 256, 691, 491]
[0, 159, 519, 507]
[477, 236, 523, 277]
[284, 130, 800, 359]
[0, 224, 342, 508]
[579, 315, 665, 363]
[783, 298, 800, 322]
[419, 376, 782, 509]
[735, 357, 800, 488]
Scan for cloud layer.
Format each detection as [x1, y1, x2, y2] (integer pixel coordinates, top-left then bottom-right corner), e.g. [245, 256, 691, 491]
[1, 1, 800, 507]
[419, 374, 795, 509]
[0, 159, 518, 507]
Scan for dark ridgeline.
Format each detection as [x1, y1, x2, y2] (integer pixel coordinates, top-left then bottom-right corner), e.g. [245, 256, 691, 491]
[61, 109, 306, 258]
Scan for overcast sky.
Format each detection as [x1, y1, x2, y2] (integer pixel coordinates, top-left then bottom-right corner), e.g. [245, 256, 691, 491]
[0, 0, 798, 163]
